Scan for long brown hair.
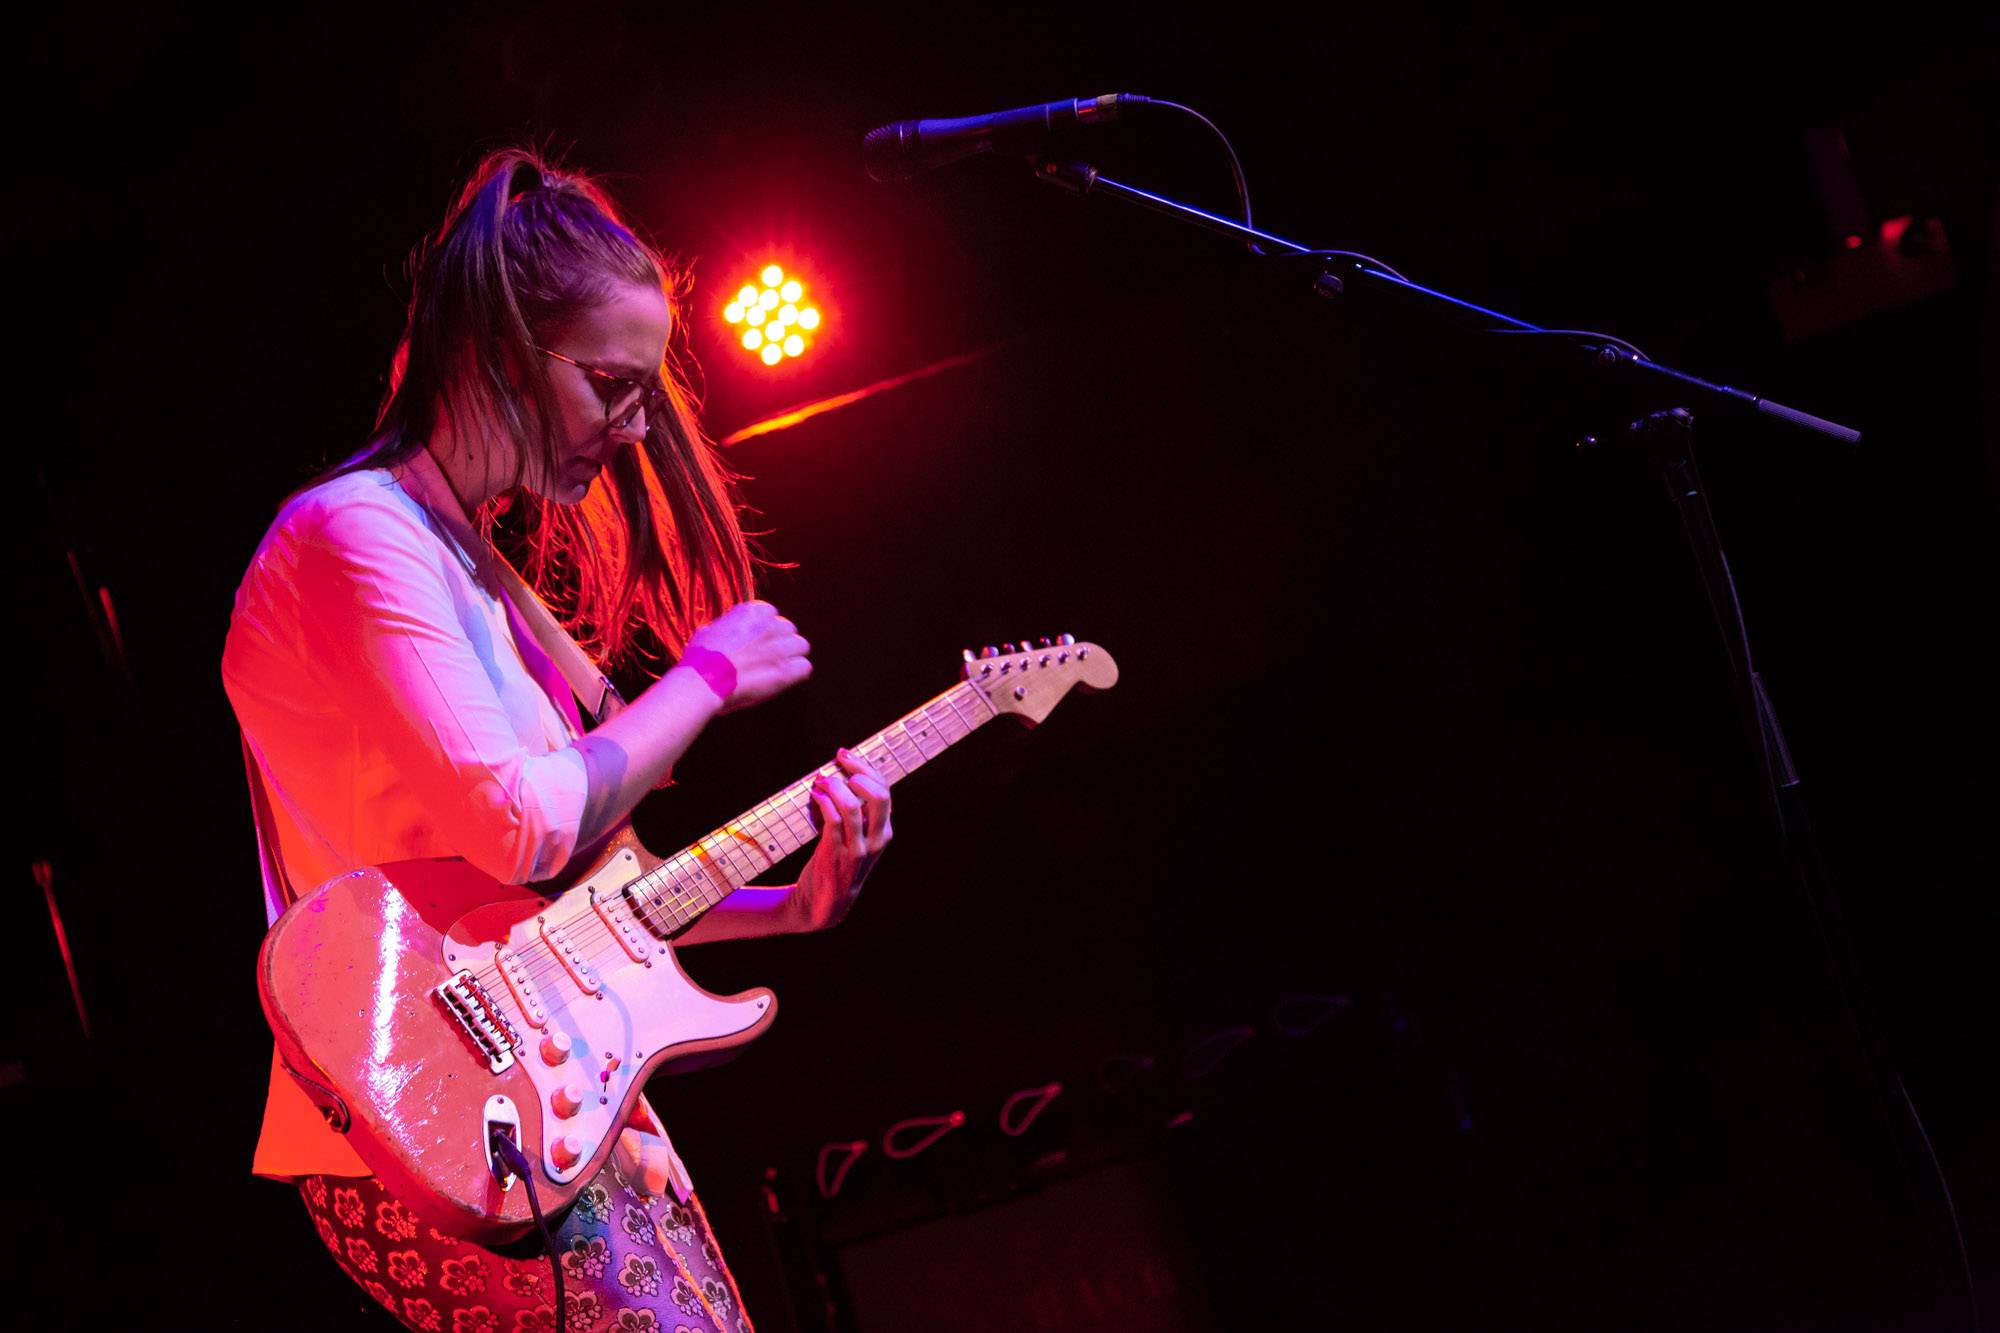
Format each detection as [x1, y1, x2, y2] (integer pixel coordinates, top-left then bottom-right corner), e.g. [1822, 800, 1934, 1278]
[339, 147, 754, 666]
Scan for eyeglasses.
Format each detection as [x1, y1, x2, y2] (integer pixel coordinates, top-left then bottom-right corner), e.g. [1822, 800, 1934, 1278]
[536, 346, 669, 430]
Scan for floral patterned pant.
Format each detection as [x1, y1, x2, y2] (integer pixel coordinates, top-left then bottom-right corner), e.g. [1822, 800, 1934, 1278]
[298, 1157, 755, 1333]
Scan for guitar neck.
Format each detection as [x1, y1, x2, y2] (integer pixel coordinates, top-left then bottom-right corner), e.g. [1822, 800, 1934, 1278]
[628, 678, 999, 935]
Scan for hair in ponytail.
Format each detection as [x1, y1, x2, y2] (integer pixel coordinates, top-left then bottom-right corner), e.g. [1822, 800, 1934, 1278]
[339, 147, 754, 667]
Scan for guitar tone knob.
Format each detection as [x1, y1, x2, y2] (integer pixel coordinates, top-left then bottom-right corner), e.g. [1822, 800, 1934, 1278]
[550, 1135, 584, 1171]
[539, 1031, 572, 1066]
[553, 1083, 587, 1118]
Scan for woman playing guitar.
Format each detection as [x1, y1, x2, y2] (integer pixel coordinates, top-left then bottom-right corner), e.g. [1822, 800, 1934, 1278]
[223, 148, 891, 1332]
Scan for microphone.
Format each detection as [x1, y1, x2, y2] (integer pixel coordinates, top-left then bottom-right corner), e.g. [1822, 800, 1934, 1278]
[863, 93, 1147, 182]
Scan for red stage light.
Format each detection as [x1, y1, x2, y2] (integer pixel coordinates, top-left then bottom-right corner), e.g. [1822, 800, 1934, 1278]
[724, 264, 822, 367]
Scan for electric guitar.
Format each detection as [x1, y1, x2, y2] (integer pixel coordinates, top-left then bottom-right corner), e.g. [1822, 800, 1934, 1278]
[257, 638, 1117, 1242]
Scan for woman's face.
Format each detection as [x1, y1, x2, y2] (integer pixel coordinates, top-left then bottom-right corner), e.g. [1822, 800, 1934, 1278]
[530, 281, 672, 504]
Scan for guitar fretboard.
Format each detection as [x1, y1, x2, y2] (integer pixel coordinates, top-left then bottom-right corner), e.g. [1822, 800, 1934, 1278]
[624, 678, 998, 934]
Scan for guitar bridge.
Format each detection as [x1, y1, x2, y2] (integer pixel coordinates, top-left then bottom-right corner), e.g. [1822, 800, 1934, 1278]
[434, 969, 520, 1073]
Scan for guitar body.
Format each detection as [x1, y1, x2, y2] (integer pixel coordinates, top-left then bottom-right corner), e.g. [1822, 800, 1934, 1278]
[257, 826, 775, 1243]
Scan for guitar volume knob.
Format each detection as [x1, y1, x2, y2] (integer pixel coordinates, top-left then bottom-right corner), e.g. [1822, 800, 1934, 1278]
[540, 1031, 572, 1066]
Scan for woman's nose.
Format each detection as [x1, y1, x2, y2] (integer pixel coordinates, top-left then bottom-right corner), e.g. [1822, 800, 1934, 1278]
[611, 404, 647, 444]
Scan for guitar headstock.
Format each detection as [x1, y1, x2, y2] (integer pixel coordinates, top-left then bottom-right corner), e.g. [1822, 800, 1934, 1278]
[960, 636, 1118, 725]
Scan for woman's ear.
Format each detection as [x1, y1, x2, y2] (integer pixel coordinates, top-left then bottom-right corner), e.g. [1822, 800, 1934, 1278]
[495, 337, 533, 396]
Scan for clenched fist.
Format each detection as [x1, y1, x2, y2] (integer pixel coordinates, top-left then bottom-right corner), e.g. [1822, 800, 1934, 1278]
[678, 600, 812, 714]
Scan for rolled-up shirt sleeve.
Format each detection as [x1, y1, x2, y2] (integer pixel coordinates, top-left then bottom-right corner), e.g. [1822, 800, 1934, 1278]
[287, 494, 589, 885]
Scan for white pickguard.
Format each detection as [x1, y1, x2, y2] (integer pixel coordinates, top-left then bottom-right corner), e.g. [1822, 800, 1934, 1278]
[476, 848, 773, 1184]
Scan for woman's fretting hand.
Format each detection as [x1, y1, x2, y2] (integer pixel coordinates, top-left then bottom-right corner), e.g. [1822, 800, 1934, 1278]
[677, 600, 812, 713]
[793, 747, 893, 932]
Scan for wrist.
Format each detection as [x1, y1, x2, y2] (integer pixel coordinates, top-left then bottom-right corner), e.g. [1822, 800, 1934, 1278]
[675, 645, 737, 707]
[778, 880, 811, 935]
[664, 660, 727, 720]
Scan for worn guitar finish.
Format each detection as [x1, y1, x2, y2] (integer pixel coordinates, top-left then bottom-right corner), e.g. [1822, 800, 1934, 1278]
[258, 640, 1117, 1242]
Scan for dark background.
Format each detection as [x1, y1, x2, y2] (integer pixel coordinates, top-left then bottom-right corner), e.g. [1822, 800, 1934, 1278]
[9, 4, 1997, 1329]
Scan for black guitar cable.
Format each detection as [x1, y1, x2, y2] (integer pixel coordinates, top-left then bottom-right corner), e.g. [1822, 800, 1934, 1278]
[489, 1131, 567, 1333]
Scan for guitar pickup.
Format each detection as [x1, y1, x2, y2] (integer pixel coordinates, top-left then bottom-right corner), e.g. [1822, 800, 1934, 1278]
[591, 887, 655, 963]
[537, 917, 601, 995]
[494, 947, 550, 1029]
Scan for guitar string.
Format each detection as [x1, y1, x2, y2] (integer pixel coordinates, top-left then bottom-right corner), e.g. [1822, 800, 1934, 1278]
[513, 696, 971, 983]
[459, 786, 810, 988]
[464, 742, 881, 993]
[445, 698, 999, 1067]
[480, 790, 815, 993]
[480, 740, 918, 996]
[457, 691, 992, 1005]
[465, 696, 986, 1005]
[520, 686, 980, 962]
[469, 745, 889, 995]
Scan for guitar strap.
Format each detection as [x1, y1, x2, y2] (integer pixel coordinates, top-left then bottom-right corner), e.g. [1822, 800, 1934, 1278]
[399, 440, 627, 729]
[483, 548, 630, 728]
[242, 735, 355, 1130]
[483, 544, 682, 791]
[242, 734, 298, 927]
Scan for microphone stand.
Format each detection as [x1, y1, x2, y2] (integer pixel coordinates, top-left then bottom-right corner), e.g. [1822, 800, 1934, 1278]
[1032, 160, 1860, 445]
[1026, 157, 1977, 1328]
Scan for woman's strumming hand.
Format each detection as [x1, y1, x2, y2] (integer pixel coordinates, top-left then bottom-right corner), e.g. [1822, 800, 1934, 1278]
[678, 600, 812, 714]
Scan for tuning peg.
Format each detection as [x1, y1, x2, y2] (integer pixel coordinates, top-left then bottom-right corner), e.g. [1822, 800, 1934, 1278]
[1039, 637, 1053, 648]
[980, 645, 999, 659]
[1001, 643, 1017, 655]
[1058, 633, 1076, 646]
[962, 648, 975, 661]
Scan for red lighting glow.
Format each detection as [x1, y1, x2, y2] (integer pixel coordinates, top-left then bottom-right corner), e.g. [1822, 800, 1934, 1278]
[718, 347, 992, 447]
[723, 264, 823, 367]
